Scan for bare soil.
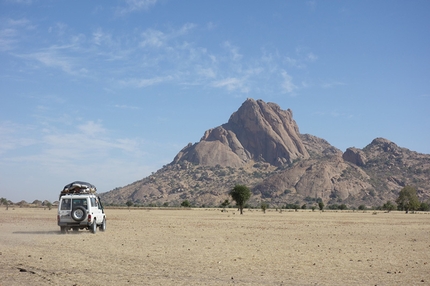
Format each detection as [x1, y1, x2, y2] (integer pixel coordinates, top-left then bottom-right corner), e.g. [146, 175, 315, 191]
[1, 207, 429, 285]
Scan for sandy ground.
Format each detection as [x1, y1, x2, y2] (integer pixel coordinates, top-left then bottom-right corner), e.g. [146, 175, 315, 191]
[0, 207, 429, 286]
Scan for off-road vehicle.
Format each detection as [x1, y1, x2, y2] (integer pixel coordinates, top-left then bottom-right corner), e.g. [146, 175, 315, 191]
[57, 181, 106, 234]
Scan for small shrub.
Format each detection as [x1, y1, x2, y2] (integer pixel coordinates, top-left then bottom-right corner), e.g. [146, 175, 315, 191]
[181, 200, 191, 208]
[382, 201, 396, 212]
[419, 202, 430, 211]
[339, 204, 347, 210]
[284, 189, 292, 195]
[260, 202, 269, 214]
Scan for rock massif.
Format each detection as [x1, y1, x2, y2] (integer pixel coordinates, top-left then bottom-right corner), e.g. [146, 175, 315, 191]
[100, 98, 430, 208]
[173, 99, 309, 167]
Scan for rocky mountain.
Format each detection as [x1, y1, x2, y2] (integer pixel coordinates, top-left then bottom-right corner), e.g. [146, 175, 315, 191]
[100, 98, 430, 208]
[173, 98, 309, 167]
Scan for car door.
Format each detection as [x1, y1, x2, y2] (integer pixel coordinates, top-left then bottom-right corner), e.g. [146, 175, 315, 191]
[58, 197, 73, 223]
[91, 197, 103, 224]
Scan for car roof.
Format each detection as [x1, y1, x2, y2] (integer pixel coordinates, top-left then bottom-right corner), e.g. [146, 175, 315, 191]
[62, 181, 96, 191]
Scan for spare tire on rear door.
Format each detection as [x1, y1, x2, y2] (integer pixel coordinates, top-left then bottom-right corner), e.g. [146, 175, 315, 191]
[71, 206, 87, 222]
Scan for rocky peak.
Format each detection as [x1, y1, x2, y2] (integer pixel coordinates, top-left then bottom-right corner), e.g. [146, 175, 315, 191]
[366, 138, 400, 152]
[363, 137, 404, 159]
[173, 98, 309, 167]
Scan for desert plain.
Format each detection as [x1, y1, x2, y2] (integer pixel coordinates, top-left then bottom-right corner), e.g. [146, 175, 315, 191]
[0, 207, 429, 286]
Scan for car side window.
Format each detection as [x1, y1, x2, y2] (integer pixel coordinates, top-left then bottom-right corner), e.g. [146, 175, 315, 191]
[91, 198, 97, 207]
[97, 197, 104, 211]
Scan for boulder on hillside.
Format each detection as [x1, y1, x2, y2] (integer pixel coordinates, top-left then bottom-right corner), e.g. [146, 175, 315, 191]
[343, 147, 367, 166]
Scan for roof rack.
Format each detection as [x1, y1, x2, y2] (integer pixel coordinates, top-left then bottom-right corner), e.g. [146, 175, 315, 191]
[60, 181, 97, 196]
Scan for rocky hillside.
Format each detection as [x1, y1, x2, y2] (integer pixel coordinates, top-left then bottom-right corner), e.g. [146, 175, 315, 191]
[100, 98, 430, 208]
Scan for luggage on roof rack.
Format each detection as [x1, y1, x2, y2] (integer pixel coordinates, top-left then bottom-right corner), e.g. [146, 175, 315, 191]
[60, 181, 97, 196]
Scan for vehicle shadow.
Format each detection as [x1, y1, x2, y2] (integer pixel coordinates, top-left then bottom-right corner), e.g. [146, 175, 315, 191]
[13, 230, 84, 235]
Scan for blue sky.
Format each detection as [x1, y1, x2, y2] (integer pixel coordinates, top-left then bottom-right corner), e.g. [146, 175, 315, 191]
[1, 0, 429, 202]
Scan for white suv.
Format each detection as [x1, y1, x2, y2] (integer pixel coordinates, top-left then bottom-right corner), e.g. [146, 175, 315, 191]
[57, 181, 106, 234]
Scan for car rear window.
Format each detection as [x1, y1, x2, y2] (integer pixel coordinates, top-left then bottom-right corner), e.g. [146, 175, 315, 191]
[72, 198, 88, 209]
[60, 199, 71, 210]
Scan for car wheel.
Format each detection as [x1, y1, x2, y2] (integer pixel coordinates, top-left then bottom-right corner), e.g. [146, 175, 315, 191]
[73, 227, 79, 232]
[60, 226, 67, 234]
[99, 218, 106, 232]
[90, 220, 97, 234]
[71, 206, 87, 222]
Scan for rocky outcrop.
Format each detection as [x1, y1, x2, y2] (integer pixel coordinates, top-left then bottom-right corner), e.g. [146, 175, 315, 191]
[363, 138, 403, 158]
[343, 147, 367, 166]
[173, 98, 309, 167]
[300, 134, 342, 158]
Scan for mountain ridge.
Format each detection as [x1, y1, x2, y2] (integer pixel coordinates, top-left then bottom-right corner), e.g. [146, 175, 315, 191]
[100, 98, 430, 208]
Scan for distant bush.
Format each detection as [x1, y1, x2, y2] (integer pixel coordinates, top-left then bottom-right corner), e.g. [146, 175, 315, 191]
[339, 204, 347, 210]
[260, 202, 269, 213]
[181, 200, 191, 208]
[305, 196, 316, 202]
[220, 199, 230, 211]
[284, 203, 300, 210]
[328, 204, 338, 210]
[419, 202, 430, 211]
[382, 201, 396, 212]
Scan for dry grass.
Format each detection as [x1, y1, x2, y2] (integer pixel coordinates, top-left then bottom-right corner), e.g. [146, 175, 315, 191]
[1, 207, 429, 285]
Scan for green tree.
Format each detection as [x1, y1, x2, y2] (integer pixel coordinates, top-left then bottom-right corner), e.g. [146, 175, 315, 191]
[396, 186, 420, 213]
[318, 201, 324, 211]
[0, 197, 7, 205]
[358, 205, 366, 211]
[260, 202, 269, 214]
[126, 200, 133, 208]
[181, 200, 191, 208]
[0, 197, 8, 210]
[229, 184, 252, 215]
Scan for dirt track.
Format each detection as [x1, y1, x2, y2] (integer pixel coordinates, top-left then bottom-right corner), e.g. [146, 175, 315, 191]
[1, 207, 429, 285]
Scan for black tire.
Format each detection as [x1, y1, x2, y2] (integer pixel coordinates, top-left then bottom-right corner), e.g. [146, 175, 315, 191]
[99, 217, 106, 232]
[60, 226, 67, 234]
[73, 227, 79, 232]
[90, 220, 97, 234]
[71, 206, 87, 222]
